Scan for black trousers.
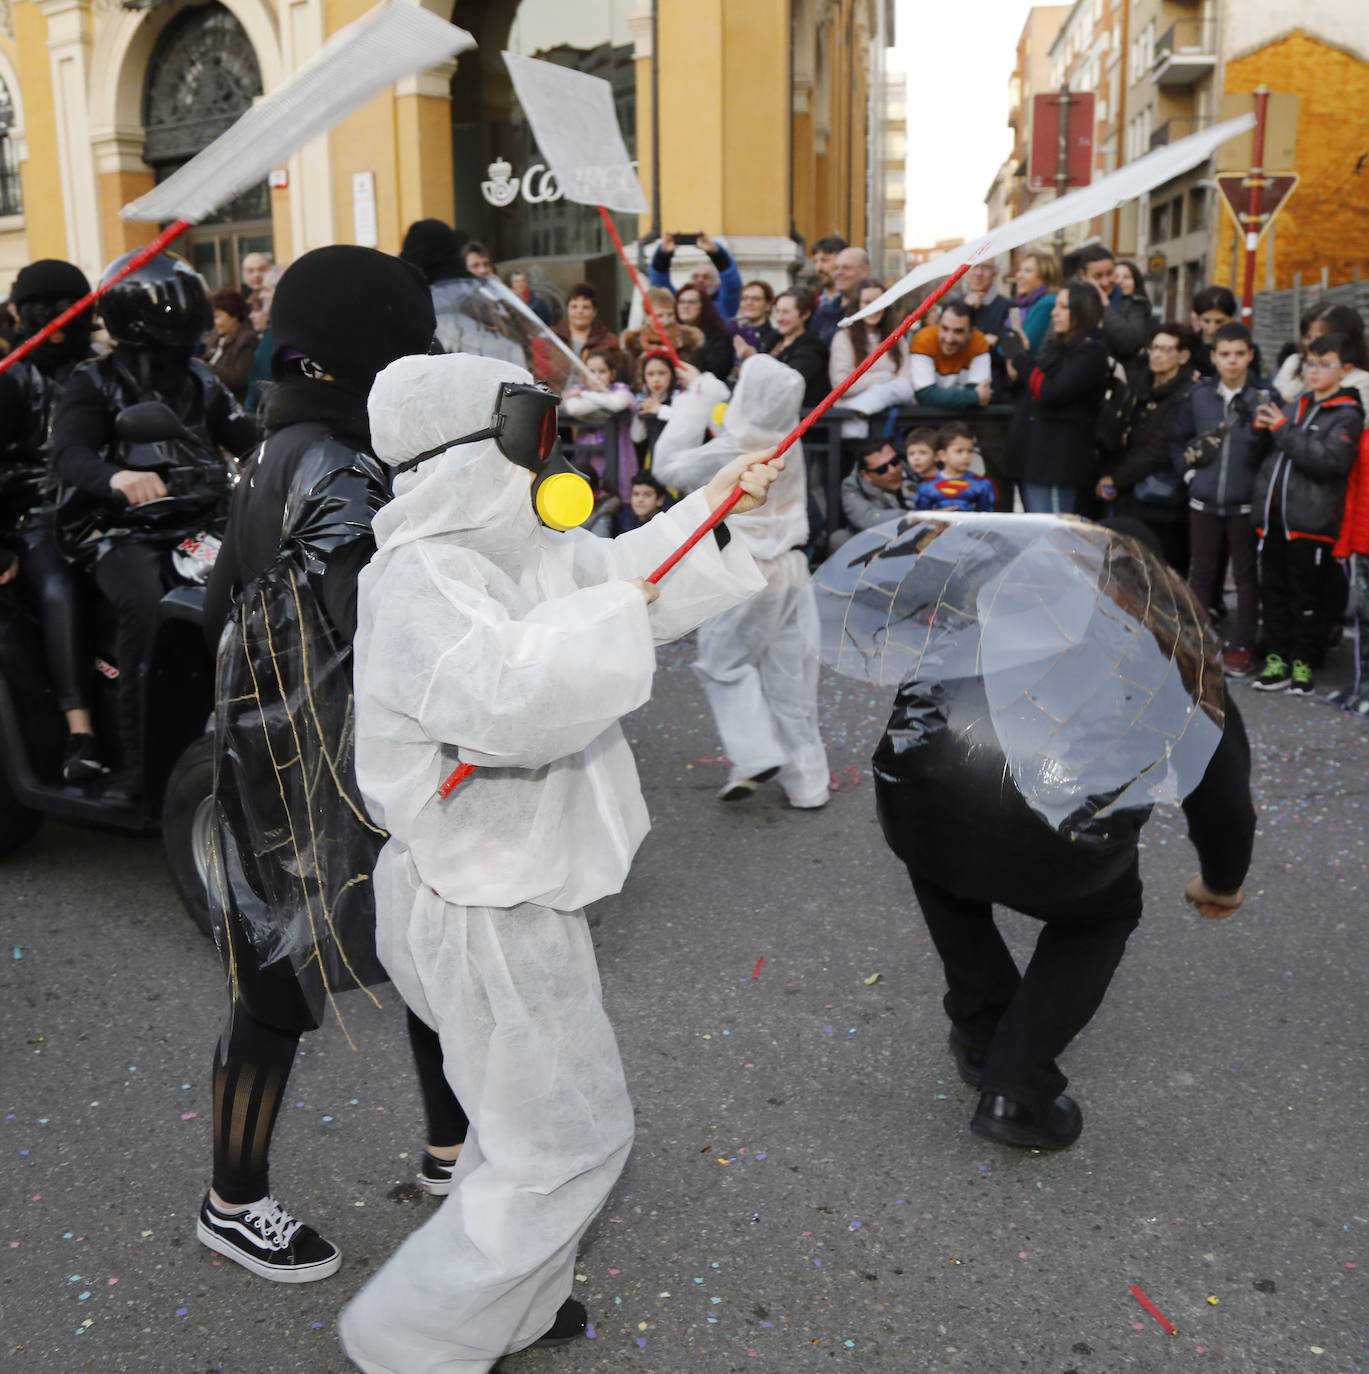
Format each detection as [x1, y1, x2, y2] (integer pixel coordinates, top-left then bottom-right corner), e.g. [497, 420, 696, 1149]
[92, 542, 164, 758]
[908, 858, 1143, 1104]
[1259, 529, 1327, 666]
[20, 527, 89, 713]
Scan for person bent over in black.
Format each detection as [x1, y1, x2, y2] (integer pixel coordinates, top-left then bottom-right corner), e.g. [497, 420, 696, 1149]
[818, 513, 1256, 1151]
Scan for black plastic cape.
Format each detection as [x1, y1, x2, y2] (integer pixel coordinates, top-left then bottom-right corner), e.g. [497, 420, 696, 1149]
[812, 512, 1225, 901]
[207, 431, 389, 1030]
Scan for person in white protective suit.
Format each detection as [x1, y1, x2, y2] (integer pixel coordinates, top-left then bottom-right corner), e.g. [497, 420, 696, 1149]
[337, 352, 777, 1374]
[651, 355, 831, 807]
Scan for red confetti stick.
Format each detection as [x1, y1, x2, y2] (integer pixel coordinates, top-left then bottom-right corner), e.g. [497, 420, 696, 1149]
[751, 957, 764, 980]
[643, 259, 972, 585]
[0, 219, 192, 377]
[596, 205, 681, 370]
[438, 257, 973, 799]
[1130, 1284, 1178, 1336]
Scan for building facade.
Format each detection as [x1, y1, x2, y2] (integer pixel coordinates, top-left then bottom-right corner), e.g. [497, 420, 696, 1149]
[992, 0, 1369, 317]
[0, 0, 895, 319]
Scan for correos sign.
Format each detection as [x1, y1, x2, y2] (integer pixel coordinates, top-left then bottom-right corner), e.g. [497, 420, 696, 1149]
[480, 157, 564, 207]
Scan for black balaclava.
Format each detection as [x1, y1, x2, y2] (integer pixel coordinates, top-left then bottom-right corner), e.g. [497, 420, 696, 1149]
[399, 219, 469, 286]
[264, 246, 438, 449]
[11, 259, 94, 373]
[269, 245, 437, 391]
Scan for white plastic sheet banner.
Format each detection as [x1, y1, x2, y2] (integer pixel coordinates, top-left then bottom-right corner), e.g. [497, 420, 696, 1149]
[844, 113, 1257, 324]
[503, 52, 648, 214]
[122, 3, 475, 224]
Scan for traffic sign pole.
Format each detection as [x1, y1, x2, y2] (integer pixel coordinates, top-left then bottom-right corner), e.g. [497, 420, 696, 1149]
[1240, 86, 1270, 324]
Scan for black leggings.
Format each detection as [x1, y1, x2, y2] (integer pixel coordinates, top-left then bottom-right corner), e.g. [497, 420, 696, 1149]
[212, 911, 468, 1205]
[909, 860, 1143, 1105]
[20, 527, 89, 714]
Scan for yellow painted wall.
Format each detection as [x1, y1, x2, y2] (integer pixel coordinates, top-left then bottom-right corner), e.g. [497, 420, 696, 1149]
[657, 0, 724, 232]
[11, 4, 61, 258]
[270, 185, 293, 265]
[100, 169, 157, 258]
[1223, 30, 1369, 291]
[721, 0, 788, 236]
[324, 0, 454, 254]
[395, 93, 455, 229]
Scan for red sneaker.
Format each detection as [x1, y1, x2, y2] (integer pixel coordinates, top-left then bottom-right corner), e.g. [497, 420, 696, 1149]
[1223, 647, 1254, 678]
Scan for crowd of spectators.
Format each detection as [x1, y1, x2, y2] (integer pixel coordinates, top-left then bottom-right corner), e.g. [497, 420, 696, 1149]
[259, 214, 1362, 711]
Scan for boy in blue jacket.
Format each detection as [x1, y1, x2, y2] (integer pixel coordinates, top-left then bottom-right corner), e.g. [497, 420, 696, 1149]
[1250, 332, 1365, 695]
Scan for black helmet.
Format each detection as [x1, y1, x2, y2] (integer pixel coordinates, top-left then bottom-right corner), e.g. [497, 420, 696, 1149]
[269, 245, 436, 388]
[97, 251, 212, 351]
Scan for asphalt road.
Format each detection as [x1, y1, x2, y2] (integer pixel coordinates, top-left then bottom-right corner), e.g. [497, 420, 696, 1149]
[3, 638, 1367, 1374]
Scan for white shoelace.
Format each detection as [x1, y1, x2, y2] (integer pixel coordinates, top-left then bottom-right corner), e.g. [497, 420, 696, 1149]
[241, 1196, 303, 1250]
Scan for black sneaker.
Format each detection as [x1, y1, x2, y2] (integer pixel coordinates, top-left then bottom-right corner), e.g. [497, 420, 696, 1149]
[62, 733, 108, 783]
[1287, 660, 1316, 696]
[971, 1092, 1082, 1150]
[533, 1297, 587, 1347]
[1252, 653, 1292, 691]
[718, 766, 780, 802]
[196, 1192, 341, 1283]
[418, 1148, 460, 1196]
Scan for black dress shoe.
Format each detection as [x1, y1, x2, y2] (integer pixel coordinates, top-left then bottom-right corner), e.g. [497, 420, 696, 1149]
[948, 1029, 985, 1088]
[970, 1091, 1082, 1150]
[532, 1296, 587, 1347]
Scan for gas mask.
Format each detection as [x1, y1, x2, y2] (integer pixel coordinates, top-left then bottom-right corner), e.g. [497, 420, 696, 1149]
[392, 381, 594, 531]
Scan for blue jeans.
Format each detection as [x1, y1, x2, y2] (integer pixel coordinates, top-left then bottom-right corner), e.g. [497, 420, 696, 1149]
[1021, 483, 1076, 515]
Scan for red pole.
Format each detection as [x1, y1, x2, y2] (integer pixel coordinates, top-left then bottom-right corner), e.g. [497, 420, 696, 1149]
[0, 219, 193, 376]
[439, 257, 973, 799]
[1239, 86, 1269, 325]
[596, 204, 682, 369]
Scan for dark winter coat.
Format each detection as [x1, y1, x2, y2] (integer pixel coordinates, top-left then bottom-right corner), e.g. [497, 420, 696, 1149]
[1009, 333, 1110, 488]
[1253, 388, 1364, 543]
[772, 329, 830, 409]
[697, 326, 736, 382]
[1108, 369, 1196, 524]
[204, 376, 391, 1027]
[1101, 293, 1153, 371]
[1168, 375, 1268, 516]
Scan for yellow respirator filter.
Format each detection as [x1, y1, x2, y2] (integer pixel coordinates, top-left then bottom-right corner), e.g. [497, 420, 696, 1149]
[711, 401, 729, 432]
[533, 468, 595, 531]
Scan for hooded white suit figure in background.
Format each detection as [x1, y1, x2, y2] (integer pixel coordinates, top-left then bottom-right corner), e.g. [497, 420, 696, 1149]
[337, 353, 770, 1374]
[652, 355, 831, 807]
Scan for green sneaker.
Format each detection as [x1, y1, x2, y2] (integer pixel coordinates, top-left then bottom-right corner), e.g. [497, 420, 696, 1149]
[1287, 660, 1316, 696]
[1252, 653, 1291, 691]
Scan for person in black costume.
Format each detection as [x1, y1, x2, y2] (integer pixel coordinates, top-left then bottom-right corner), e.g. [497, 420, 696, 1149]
[196, 245, 469, 1284]
[817, 514, 1256, 1151]
[48, 253, 259, 796]
[0, 259, 104, 781]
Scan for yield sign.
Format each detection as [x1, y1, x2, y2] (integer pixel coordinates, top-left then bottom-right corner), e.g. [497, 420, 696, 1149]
[1216, 172, 1299, 245]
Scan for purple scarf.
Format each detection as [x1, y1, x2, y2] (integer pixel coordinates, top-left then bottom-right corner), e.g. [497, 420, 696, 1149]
[1013, 283, 1051, 311]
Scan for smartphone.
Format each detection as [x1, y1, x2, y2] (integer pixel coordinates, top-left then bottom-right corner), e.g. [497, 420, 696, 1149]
[735, 324, 760, 348]
[1256, 389, 1272, 406]
[673, 232, 700, 246]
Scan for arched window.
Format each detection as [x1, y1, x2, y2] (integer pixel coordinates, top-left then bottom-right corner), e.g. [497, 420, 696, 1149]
[142, 3, 270, 286]
[143, 3, 262, 167]
[0, 77, 22, 217]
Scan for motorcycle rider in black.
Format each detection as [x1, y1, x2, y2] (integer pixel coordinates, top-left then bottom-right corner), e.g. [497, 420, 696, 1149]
[0, 259, 103, 782]
[47, 253, 258, 798]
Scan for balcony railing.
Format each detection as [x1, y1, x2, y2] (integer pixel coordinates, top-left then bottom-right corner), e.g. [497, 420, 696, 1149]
[1153, 19, 1217, 86]
[1149, 115, 1213, 150]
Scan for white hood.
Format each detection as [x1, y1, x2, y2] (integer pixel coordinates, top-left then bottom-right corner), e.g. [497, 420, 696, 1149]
[368, 353, 542, 570]
[650, 354, 808, 561]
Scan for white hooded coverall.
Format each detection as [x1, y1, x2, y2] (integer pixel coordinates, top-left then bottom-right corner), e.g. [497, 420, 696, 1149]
[651, 354, 830, 807]
[337, 354, 765, 1374]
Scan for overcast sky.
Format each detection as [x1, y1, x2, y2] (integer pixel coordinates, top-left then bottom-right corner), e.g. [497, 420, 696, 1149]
[889, 0, 1039, 247]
